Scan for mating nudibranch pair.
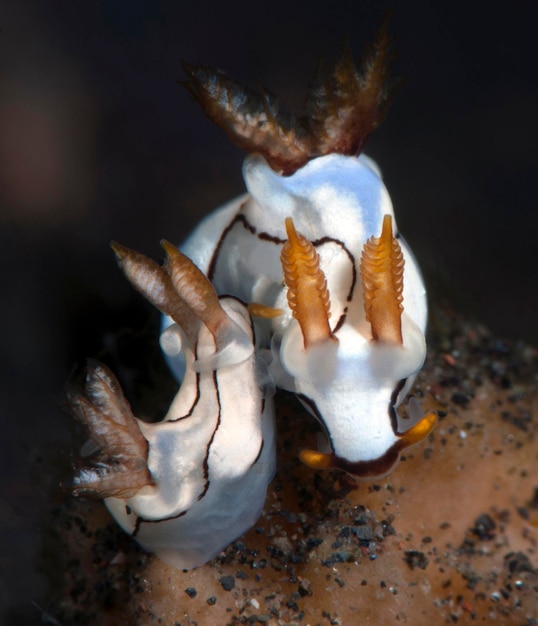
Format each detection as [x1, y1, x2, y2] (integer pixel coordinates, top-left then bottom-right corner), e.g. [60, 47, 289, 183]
[68, 22, 436, 570]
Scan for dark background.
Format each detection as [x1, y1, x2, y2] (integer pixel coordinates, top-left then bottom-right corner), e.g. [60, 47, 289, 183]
[1, 1, 536, 621]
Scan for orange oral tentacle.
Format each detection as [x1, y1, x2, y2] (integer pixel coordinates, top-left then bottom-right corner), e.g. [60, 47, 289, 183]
[359, 214, 404, 344]
[247, 302, 285, 319]
[299, 449, 334, 470]
[397, 410, 437, 450]
[280, 218, 337, 349]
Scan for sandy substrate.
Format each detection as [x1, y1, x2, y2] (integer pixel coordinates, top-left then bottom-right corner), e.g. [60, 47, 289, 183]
[44, 307, 538, 625]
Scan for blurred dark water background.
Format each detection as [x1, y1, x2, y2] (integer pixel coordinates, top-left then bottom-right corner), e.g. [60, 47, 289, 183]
[0, 1, 536, 622]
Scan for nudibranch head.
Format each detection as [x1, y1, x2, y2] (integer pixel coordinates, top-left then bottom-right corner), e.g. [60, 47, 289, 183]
[275, 215, 436, 479]
[299, 407, 437, 480]
[181, 19, 394, 174]
[292, 327, 436, 480]
[279, 306, 435, 479]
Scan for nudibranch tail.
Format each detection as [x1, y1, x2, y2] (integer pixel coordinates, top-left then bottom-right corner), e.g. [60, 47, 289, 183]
[360, 214, 404, 344]
[67, 360, 153, 499]
[280, 217, 337, 348]
[305, 20, 393, 157]
[111, 241, 199, 343]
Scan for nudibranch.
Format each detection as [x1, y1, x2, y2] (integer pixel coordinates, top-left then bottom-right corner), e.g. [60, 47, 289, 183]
[165, 21, 436, 479]
[68, 22, 436, 571]
[68, 243, 276, 569]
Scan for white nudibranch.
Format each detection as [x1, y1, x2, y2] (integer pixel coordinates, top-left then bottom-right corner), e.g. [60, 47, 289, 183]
[68, 20, 436, 569]
[175, 156, 436, 480]
[68, 242, 276, 570]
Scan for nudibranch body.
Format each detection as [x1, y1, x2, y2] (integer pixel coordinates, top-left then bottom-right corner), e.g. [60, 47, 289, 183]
[69, 243, 276, 569]
[168, 150, 435, 479]
[159, 21, 437, 480]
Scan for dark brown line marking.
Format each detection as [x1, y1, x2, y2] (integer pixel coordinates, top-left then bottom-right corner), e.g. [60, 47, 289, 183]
[132, 369, 223, 534]
[389, 378, 407, 435]
[330, 443, 402, 478]
[250, 438, 264, 469]
[207, 202, 248, 280]
[133, 506, 189, 536]
[169, 342, 201, 422]
[237, 213, 257, 235]
[312, 235, 357, 304]
[197, 371, 222, 501]
[257, 231, 285, 244]
[296, 393, 335, 451]
[390, 378, 407, 407]
[209, 211, 357, 332]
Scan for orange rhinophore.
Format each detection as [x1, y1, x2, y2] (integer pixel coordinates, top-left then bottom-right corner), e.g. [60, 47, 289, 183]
[280, 217, 337, 349]
[360, 214, 404, 344]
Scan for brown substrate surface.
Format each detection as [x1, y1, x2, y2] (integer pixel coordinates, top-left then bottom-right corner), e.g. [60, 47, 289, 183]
[44, 308, 538, 625]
